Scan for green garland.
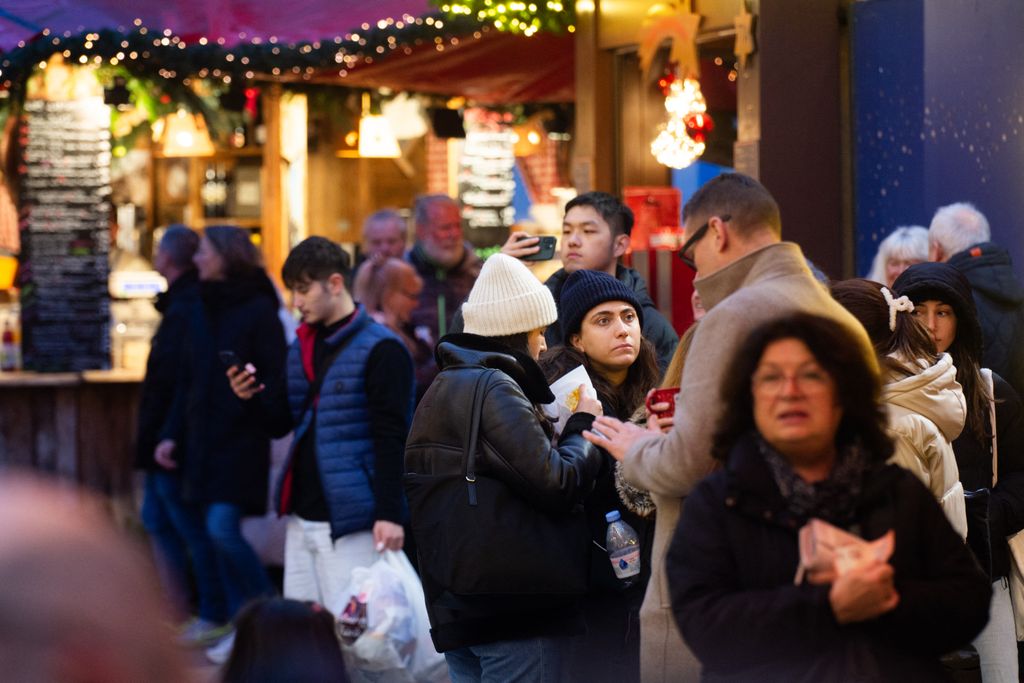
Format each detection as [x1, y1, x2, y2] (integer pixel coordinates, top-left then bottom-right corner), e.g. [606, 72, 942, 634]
[431, 0, 575, 36]
[0, 13, 489, 105]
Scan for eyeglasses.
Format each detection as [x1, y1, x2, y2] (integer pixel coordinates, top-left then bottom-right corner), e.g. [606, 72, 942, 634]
[751, 367, 832, 396]
[678, 214, 730, 270]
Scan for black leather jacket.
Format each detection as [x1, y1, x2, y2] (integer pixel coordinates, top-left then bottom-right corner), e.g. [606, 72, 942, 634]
[405, 333, 605, 650]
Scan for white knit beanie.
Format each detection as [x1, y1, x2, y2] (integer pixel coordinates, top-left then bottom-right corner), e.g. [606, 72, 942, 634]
[462, 254, 558, 336]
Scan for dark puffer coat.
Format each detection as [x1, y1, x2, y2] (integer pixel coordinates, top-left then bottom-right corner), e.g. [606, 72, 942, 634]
[404, 334, 605, 653]
[668, 432, 990, 683]
[951, 372, 1024, 579]
[161, 271, 287, 514]
[948, 242, 1024, 399]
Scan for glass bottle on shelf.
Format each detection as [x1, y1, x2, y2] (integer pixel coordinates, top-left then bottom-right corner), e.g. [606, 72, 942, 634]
[202, 166, 218, 218]
[231, 125, 246, 149]
[214, 164, 229, 218]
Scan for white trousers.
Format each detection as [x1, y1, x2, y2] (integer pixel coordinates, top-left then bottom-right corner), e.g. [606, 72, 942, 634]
[973, 577, 1019, 683]
[283, 516, 377, 614]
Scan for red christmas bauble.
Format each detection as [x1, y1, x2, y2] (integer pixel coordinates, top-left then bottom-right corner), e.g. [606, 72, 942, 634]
[684, 112, 714, 143]
[657, 68, 677, 96]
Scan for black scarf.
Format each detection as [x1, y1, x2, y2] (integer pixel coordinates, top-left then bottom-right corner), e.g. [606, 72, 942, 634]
[760, 437, 868, 526]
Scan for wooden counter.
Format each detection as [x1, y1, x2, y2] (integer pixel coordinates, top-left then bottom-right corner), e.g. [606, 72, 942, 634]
[0, 370, 143, 519]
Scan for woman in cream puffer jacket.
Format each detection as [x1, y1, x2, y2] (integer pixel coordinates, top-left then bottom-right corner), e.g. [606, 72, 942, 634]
[832, 278, 967, 538]
[882, 353, 968, 537]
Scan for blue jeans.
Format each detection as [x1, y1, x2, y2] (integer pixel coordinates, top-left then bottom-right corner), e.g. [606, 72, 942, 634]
[141, 471, 227, 623]
[445, 636, 567, 683]
[205, 502, 275, 618]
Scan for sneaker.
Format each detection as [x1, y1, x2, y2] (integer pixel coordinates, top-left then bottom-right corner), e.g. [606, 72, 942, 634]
[205, 630, 236, 665]
[179, 618, 232, 647]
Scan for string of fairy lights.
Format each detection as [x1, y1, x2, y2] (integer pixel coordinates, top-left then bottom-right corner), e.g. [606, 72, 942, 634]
[0, 13, 488, 101]
[0, 0, 577, 99]
[0, 2, 708, 170]
[437, 0, 575, 36]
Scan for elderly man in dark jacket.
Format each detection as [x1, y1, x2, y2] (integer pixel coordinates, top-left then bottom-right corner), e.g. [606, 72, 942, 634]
[137, 225, 227, 643]
[929, 202, 1024, 398]
[405, 194, 482, 401]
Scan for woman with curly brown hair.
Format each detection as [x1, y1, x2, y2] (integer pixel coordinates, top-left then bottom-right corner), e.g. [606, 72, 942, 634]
[667, 313, 989, 681]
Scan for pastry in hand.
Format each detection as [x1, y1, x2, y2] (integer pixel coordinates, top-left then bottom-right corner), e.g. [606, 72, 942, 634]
[565, 386, 581, 411]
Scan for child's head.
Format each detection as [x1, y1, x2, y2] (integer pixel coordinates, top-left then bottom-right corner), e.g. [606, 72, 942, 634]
[222, 598, 349, 683]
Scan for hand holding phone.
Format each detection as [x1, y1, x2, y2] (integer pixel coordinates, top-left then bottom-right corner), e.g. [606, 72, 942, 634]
[500, 231, 556, 261]
[218, 350, 243, 369]
[646, 387, 680, 418]
[520, 235, 556, 261]
[221, 350, 263, 400]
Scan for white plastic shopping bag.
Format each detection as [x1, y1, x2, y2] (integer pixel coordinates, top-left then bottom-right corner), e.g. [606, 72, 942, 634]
[333, 550, 447, 683]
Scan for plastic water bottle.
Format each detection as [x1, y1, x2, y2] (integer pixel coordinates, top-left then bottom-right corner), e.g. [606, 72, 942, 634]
[606, 510, 641, 584]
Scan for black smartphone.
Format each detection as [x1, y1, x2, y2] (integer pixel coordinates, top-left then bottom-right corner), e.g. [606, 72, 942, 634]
[520, 235, 557, 261]
[218, 350, 244, 369]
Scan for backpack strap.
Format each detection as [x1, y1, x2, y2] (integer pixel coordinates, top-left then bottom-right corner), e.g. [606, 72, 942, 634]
[462, 368, 497, 507]
[982, 368, 998, 488]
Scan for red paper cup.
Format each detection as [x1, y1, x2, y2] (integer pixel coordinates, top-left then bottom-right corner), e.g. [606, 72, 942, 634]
[646, 387, 680, 418]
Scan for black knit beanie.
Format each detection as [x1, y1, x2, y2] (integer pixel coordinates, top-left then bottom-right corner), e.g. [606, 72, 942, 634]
[559, 269, 645, 339]
[892, 261, 983, 361]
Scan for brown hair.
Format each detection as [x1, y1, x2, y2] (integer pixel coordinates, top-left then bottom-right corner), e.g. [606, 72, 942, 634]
[352, 257, 421, 313]
[203, 225, 262, 278]
[712, 313, 892, 463]
[829, 278, 938, 378]
[540, 338, 660, 421]
[682, 173, 782, 238]
[660, 320, 699, 389]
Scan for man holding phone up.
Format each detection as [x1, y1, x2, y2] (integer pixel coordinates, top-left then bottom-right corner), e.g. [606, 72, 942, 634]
[228, 237, 415, 610]
[502, 192, 679, 371]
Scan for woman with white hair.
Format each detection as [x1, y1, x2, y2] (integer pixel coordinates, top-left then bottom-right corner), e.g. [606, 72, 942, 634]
[866, 226, 929, 288]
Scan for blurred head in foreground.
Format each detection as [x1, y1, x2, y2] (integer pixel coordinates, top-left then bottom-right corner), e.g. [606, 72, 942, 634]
[0, 472, 189, 683]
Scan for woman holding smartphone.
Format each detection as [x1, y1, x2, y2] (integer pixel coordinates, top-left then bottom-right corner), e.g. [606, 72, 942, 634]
[155, 225, 287, 662]
[540, 269, 660, 683]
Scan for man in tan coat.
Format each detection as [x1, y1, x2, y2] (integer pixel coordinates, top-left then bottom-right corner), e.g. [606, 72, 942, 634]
[585, 173, 875, 683]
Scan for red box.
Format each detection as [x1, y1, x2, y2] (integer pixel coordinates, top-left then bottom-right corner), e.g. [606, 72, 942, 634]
[623, 186, 682, 252]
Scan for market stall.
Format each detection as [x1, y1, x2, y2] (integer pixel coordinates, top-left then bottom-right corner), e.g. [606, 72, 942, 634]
[0, 1, 578, 503]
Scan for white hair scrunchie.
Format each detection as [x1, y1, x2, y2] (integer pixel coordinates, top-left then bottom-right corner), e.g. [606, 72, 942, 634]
[881, 286, 915, 332]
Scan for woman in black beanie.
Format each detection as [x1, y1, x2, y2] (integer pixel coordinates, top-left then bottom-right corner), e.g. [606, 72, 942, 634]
[895, 261, 1024, 682]
[540, 268, 660, 683]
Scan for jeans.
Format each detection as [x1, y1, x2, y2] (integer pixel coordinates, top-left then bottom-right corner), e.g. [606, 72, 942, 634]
[445, 636, 567, 683]
[141, 471, 227, 623]
[973, 577, 1019, 683]
[282, 516, 377, 610]
[205, 502, 275, 618]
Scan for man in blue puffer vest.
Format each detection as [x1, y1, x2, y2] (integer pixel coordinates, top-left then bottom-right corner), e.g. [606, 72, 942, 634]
[228, 236, 415, 610]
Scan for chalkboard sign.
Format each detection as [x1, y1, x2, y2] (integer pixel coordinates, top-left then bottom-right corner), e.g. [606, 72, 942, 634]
[457, 130, 516, 246]
[19, 97, 112, 371]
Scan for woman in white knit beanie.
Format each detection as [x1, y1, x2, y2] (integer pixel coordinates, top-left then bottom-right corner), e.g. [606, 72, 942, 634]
[405, 253, 606, 682]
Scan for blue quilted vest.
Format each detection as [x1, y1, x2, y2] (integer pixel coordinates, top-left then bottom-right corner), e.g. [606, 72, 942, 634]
[276, 305, 412, 539]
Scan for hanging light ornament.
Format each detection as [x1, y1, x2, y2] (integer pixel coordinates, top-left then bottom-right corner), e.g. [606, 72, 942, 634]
[651, 76, 707, 169]
[638, 2, 707, 169]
